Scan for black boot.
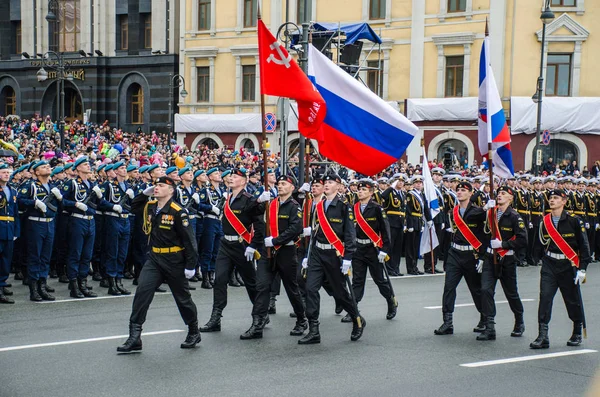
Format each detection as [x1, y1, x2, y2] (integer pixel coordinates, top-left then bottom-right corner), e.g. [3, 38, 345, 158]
[530, 323, 550, 349]
[156, 285, 167, 293]
[58, 274, 70, 283]
[228, 272, 241, 287]
[473, 313, 486, 333]
[108, 277, 122, 296]
[567, 322, 583, 347]
[199, 308, 223, 332]
[298, 320, 321, 344]
[92, 272, 103, 281]
[2, 287, 13, 295]
[69, 279, 84, 298]
[99, 278, 110, 288]
[78, 278, 97, 298]
[37, 279, 56, 301]
[434, 313, 454, 335]
[386, 296, 398, 320]
[240, 315, 265, 340]
[181, 321, 202, 348]
[15, 271, 23, 280]
[0, 290, 14, 304]
[201, 273, 212, 289]
[290, 315, 308, 336]
[340, 313, 352, 323]
[41, 278, 55, 293]
[29, 280, 42, 302]
[476, 317, 496, 341]
[116, 278, 131, 295]
[123, 271, 134, 280]
[117, 323, 143, 353]
[335, 301, 343, 314]
[511, 314, 525, 337]
[209, 271, 216, 287]
[268, 296, 277, 314]
[350, 316, 366, 341]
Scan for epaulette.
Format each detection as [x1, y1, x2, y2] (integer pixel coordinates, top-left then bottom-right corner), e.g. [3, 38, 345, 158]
[242, 191, 253, 198]
[148, 200, 158, 205]
[170, 202, 182, 211]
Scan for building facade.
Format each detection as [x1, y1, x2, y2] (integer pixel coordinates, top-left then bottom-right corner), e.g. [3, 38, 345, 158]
[0, 0, 181, 133]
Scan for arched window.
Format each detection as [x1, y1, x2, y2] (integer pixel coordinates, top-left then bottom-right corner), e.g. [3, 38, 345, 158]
[241, 138, 255, 152]
[288, 139, 316, 156]
[2, 87, 16, 116]
[540, 139, 578, 168]
[437, 138, 468, 167]
[201, 138, 219, 149]
[128, 84, 144, 125]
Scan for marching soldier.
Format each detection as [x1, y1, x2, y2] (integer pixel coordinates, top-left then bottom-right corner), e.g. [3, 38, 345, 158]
[299, 172, 365, 344]
[380, 173, 406, 276]
[528, 177, 545, 266]
[199, 168, 224, 288]
[478, 186, 527, 341]
[344, 179, 397, 321]
[0, 163, 19, 304]
[513, 176, 530, 267]
[531, 189, 591, 349]
[435, 181, 489, 336]
[117, 176, 201, 353]
[175, 166, 201, 282]
[49, 165, 68, 282]
[441, 174, 459, 270]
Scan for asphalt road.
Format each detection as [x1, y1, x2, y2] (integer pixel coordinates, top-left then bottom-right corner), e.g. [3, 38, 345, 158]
[1, 263, 599, 397]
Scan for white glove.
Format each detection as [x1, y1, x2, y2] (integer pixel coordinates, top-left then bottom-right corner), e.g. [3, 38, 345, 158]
[427, 220, 434, 227]
[476, 260, 483, 274]
[51, 187, 63, 201]
[92, 185, 103, 198]
[528, 222, 533, 229]
[341, 260, 352, 275]
[596, 223, 600, 231]
[184, 269, 196, 279]
[303, 227, 312, 237]
[75, 202, 88, 212]
[378, 251, 388, 263]
[264, 237, 274, 247]
[408, 228, 414, 232]
[35, 199, 47, 213]
[244, 247, 256, 262]
[125, 189, 135, 199]
[211, 205, 220, 216]
[446, 227, 453, 232]
[257, 191, 271, 203]
[13, 236, 17, 241]
[483, 200, 495, 211]
[113, 204, 123, 214]
[585, 222, 590, 230]
[301, 258, 308, 269]
[403, 226, 407, 232]
[143, 186, 155, 196]
[574, 270, 586, 285]
[298, 183, 310, 193]
[490, 239, 502, 249]
[192, 193, 200, 204]
[441, 223, 445, 229]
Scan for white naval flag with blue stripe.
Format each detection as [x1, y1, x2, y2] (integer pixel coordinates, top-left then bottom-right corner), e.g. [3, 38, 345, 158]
[420, 147, 439, 255]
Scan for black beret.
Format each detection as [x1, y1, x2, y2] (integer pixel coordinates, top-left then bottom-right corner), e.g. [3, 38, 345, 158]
[497, 186, 515, 196]
[277, 174, 296, 186]
[456, 182, 473, 192]
[548, 189, 567, 199]
[155, 176, 176, 186]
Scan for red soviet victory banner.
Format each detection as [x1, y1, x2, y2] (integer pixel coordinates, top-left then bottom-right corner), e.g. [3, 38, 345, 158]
[257, 19, 326, 136]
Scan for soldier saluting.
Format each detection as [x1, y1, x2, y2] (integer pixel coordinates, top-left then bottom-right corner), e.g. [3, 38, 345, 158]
[531, 188, 591, 349]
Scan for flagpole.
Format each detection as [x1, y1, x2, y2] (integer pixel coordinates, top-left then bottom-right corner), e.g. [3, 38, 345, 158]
[421, 138, 435, 274]
[258, 7, 272, 261]
[485, 20, 498, 268]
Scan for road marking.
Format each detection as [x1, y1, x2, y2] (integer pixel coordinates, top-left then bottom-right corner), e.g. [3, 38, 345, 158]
[35, 292, 171, 304]
[460, 349, 598, 368]
[0, 330, 185, 353]
[424, 298, 535, 310]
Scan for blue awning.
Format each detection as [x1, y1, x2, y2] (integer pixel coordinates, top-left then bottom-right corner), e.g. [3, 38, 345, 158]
[293, 22, 382, 45]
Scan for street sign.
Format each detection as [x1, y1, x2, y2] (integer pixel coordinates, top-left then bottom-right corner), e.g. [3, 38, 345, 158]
[264, 112, 276, 133]
[542, 129, 551, 146]
[536, 149, 543, 166]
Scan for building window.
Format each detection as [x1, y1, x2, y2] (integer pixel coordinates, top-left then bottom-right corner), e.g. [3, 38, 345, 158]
[448, 0, 466, 12]
[244, 0, 257, 28]
[15, 22, 22, 55]
[551, 0, 576, 6]
[367, 60, 382, 96]
[370, 0, 386, 20]
[197, 67, 210, 102]
[3, 87, 16, 116]
[143, 13, 152, 49]
[130, 85, 144, 124]
[242, 65, 256, 102]
[445, 56, 464, 97]
[119, 15, 128, 50]
[58, 0, 81, 52]
[546, 54, 571, 97]
[198, 0, 211, 30]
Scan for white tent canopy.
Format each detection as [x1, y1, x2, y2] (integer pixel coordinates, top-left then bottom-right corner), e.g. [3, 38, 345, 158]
[407, 97, 479, 122]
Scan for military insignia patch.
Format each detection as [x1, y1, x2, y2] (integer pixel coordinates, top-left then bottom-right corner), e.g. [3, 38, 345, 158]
[21, 188, 27, 194]
[63, 185, 69, 191]
[298, 211, 302, 218]
[200, 194, 205, 199]
[518, 220, 525, 229]
[182, 218, 189, 227]
[348, 214, 354, 221]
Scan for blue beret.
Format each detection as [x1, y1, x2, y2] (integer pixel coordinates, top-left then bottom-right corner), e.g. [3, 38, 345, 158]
[51, 166, 64, 176]
[127, 165, 138, 173]
[194, 169, 205, 178]
[138, 165, 149, 174]
[28, 162, 37, 172]
[0, 164, 9, 170]
[97, 164, 106, 172]
[63, 163, 73, 170]
[206, 167, 219, 176]
[17, 164, 29, 173]
[104, 164, 114, 172]
[221, 169, 232, 178]
[73, 157, 88, 171]
[32, 161, 49, 171]
[166, 166, 178, 175]
[178, 166, 191, 176]
[147, 164, 159, 173]
[112, 161, 125, 170]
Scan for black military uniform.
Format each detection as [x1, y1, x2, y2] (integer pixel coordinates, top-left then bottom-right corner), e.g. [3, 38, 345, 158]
[514, 186, 530, 267]
[441, 176, 459, 269]
[404, 177, 429, 275]
[531, 189, 591, 349]
[435, 182, 489, 336]
[478, 186, 528, 341]
[528, 182, 545, 266]
[118, 176, 200, 353]
[380, 177, 406, 276]
[585, 186, 597, 257]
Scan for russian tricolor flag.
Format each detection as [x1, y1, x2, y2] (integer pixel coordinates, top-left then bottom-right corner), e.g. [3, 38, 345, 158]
[478, 34, 514, 178]
[307, 44, 418, 176]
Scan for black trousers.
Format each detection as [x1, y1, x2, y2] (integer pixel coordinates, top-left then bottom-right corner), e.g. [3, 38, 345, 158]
[481, 255, 523, 319]
[404, 229, 421, 273]
[441, 230, 453, 270]
[352, 245, 392, 303]
[305, 247, 358, 321]
[269, 273, 282, 297]
[527, 223, 539, 265]
[424, 223, 444, 272]
[388, 225, 404, 274]
[441, 249, 482, 314]
[212, 239, 258, 314]
[130, 257, 198, 325]
[255, 246, 305, 317]
[537, 261, 583, 324]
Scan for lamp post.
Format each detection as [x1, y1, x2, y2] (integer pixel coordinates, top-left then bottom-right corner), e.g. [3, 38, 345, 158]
[167, 74, 188, 152]
[533, 0, 555, 175]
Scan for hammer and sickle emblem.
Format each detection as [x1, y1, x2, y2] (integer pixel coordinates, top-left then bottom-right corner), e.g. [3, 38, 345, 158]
[267, 42, 292, 68]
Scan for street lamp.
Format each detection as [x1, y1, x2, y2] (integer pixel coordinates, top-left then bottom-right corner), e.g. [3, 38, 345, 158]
[168, 74, 188, 152]
[533, 0, 555, 175]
